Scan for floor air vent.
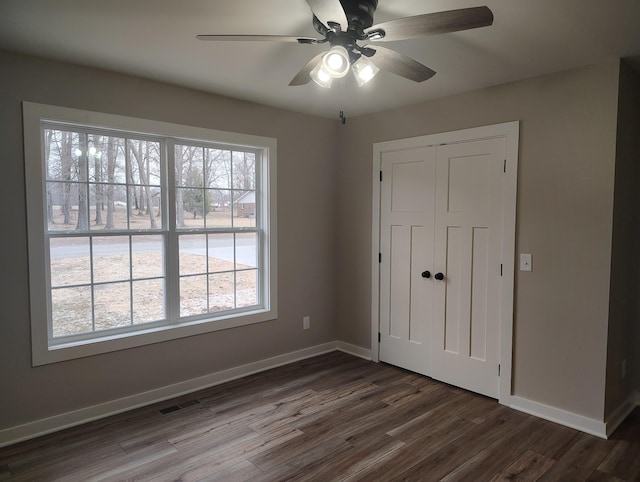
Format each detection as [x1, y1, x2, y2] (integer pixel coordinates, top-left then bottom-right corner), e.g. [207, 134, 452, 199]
[159, 400, 200, 415]
[159, 405, 181, 415]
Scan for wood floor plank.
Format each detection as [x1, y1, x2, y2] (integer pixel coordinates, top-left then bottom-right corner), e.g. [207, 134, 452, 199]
[523, 419, 581, 460]
[117, 405, 226, 452]
[2, 353, 640, 481]
[437, 417, 561, 481]
[346, 417, 477, 482]
[586, 470, 626, 481]
[249, 382, 378, 434]
[248, 398, 378, 472]
[538, 432, 616, 481]
[121, 425, 301, 481]
[597, 439, 640, 480]
[167, 425, 303, 482]
[388, 414, 531, 481]
[487, 449, 556, 481]
[8, 442, 126, 481]
[250, 433, 353, 474]
[336, 438, 406, 481]
[385, 391, 475, 443]
[598, 407, 640, 481]
[83, 441, 177, 482]
[198, 459, 264, 481]
[270, 437, 362, 479]
[293, 436, 406, 482]
[292, 388, 391, 431]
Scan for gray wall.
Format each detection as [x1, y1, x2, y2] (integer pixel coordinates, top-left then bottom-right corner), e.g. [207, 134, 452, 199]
[336, 61, 621, 420]
[0, 50, 339, 431]
[610, 62, 640, 408]
[605, 61, 640, 418]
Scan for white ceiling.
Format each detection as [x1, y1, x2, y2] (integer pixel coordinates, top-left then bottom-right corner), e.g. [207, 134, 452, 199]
[1, 0, 640, 119]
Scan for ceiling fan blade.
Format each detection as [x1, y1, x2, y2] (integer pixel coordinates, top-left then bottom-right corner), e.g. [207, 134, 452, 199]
[305, 0, 349, 31]
[197, 34, 320, 43]
[366, 6, 493, 42]
[289, 52, 326, 86]
[369, 46, 436, 83]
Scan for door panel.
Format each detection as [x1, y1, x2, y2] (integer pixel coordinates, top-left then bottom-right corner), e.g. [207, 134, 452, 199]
[444, 225, 469, 356]
[470, 227, 490, 361]
[447, 154, 491, 213]
[379, 147, 435, 375]
[389, 225, 409, 340]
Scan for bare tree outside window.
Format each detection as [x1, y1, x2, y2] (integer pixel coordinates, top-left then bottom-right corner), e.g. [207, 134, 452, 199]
[42, 130, 263, 337]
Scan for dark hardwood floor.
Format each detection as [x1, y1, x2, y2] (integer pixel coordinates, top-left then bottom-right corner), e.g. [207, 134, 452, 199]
[1, 351, 639, 481]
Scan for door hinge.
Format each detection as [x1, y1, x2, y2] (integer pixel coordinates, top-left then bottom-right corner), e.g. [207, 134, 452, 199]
[498, 364, 501, 376]
[500, 264, 503, 276]
[503, 160, 507, 173]
[378, 332, 381, 343]
[379, 253, 382, 263]
[380, 170, 383, 182]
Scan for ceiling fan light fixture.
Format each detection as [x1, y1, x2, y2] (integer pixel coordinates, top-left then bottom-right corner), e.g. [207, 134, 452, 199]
[352, 56, 380, 86]
[310, 62, 334, 88]
[321, 45, 350, 78]
[198, 4, 495, 89]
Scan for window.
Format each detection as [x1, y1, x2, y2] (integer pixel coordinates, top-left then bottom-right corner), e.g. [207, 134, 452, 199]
[24, 103, 277, 365]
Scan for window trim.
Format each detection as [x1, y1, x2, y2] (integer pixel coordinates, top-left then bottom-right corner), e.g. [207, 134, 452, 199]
[23, 102, 278, 366]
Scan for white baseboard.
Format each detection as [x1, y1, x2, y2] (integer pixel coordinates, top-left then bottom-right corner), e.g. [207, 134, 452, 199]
[2, 341, 626, 448]
[0, 341, 339, 448]
[605, 393, 638, 438]
[507, 395, 607, 439]
[336, 341, 372, 360]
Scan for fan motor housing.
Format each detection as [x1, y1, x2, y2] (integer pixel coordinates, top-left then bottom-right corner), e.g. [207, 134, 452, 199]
[313, 0, 379, 35]
[342, 0, 378, 29]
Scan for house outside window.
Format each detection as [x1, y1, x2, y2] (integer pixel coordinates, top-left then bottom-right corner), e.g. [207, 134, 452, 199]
[235, 191, 256, 218]
[23, 102, 277, 365]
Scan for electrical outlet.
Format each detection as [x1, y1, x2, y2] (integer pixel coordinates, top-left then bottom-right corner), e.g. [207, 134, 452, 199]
[303, 316, 310, 330]
[622, 359, 627, 379]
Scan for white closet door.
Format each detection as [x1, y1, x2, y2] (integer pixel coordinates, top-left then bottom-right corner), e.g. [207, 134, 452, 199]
[379, 146, 436, 375]
[430, 137, 506, 398]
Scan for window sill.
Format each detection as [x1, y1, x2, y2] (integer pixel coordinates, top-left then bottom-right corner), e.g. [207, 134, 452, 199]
[36, 308, 277, 366]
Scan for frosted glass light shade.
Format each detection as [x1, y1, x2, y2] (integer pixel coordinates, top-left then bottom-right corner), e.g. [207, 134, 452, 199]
[310, 63, 334, 88]
[352, 56, 380, 86]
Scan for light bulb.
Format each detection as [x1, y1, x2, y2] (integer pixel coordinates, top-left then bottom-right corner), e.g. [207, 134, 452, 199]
[321, 46, 350, 79]
[326, 52, 345, 71]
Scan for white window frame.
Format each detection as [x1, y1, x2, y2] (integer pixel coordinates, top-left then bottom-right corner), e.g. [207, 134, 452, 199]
[23, 102, 278, 366]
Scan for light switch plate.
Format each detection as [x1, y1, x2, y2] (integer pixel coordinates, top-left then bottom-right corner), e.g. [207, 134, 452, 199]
[520, 254, 532, 272]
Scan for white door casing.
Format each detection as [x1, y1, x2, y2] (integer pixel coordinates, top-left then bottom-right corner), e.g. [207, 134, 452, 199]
[371, 122, 519, 404]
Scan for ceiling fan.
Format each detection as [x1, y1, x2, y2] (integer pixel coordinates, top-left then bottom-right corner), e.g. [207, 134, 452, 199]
[197, 0, 493, 88]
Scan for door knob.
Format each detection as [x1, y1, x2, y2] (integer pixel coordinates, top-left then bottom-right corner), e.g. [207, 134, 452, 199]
[421, 270, 431, 279]
[434, 272, 445, 281]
